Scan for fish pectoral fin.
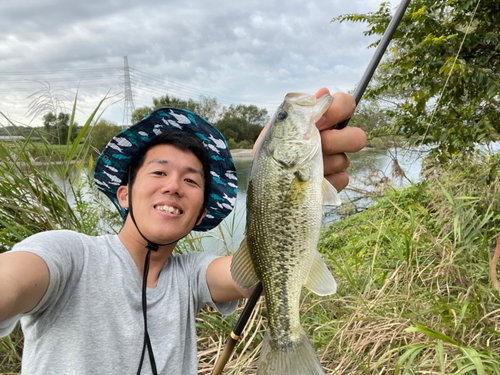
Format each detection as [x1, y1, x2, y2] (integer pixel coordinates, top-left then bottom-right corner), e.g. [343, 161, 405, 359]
[322, 178, 342, 207]
[230, 236, 260, 290]
[304, 251, 337, 296]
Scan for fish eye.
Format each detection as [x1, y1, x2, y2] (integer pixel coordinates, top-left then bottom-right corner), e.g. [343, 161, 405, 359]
[276, 111, 287, 122]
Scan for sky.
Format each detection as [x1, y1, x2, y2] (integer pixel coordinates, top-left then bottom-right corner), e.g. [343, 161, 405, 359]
[0, 0, 387, 127]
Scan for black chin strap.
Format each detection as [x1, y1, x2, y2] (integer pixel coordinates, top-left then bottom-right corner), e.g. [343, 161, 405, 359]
[127, 171, 204, 375]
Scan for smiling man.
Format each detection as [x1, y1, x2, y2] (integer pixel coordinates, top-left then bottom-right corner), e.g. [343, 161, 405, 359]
[0, 89, 364, 374]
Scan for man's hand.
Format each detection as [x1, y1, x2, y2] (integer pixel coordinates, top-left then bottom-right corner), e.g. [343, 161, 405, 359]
[253, 88, 366, 192]
[315, 88, 365, 192]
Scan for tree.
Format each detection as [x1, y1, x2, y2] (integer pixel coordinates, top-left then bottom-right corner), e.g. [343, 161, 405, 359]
[131, 95, 224, 124]
[130, 106, 153, 124]
[333, 0, 500, 162]
[131, 94, 268, 148]
[42, 112, 79, 145]
[195, 96, 225, 123]
[86, 119, 123, 156]
[215, 104, 268, 144]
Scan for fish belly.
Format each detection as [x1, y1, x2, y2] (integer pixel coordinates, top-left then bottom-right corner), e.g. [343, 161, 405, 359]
[247, 157, 325, 374]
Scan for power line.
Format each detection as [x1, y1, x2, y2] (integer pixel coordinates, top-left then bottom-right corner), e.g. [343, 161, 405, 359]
[132, 69, 246, 103]
[0, 75, 122, 83]
[0, 67, 121, 75]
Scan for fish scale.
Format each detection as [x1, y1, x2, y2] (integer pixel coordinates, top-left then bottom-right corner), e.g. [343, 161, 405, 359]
[231, 92, 340, 375]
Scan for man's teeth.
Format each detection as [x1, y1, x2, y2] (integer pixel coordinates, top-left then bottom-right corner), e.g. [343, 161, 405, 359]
[157, 205, 181, 214]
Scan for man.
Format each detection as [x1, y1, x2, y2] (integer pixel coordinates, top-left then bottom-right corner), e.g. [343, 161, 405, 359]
[0, 89, 364, 374]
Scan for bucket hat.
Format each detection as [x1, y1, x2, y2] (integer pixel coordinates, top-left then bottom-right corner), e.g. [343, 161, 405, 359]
[94, 107, 237, 231]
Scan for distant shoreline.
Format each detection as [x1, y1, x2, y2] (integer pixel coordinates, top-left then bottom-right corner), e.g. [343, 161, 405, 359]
[230, 149, 253, 159]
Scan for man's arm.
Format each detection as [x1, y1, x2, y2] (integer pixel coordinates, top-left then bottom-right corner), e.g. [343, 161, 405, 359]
[0, 252, 49, 322]
[206, 256, 253, 303]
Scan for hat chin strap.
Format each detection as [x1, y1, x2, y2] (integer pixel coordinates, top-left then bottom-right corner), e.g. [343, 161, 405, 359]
[127, 172, 203, 375]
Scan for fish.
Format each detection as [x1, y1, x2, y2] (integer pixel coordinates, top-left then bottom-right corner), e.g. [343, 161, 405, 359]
[230, 92, 341, 374]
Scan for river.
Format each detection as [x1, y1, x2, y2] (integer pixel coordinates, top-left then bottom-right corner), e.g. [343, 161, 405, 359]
[197, 147, 423, 253]
[49, 147, 423, 254]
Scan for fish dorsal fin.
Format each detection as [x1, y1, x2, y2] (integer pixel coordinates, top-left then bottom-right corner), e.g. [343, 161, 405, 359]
[304, 251, 337, 296]
[322, 178, 342, 206]
[230, 236, 260, 290]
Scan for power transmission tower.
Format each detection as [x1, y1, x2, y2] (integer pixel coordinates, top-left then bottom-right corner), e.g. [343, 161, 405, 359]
[122, 56, 135, 126]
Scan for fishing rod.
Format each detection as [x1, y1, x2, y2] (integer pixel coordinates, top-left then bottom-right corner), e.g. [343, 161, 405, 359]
[211, 282, 263, 375]
[335, 0, 412, 129]
[211, 1, 412, 373]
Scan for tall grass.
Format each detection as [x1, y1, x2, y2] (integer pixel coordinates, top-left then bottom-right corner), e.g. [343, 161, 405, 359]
[0, 95, 122, 372]
[195, 152, 500, 374]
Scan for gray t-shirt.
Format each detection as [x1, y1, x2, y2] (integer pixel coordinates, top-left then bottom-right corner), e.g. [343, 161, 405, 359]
[2, 230, 237, 374]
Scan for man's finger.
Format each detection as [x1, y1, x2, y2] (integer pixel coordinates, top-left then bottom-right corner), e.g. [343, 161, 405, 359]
[326, 172, 349, 193]
[323, 153, 350, 176]
[321, 126, 366, 155]
[316, 91, 356, 131]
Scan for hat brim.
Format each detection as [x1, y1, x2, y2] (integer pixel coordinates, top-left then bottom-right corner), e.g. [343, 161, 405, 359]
[94, 107, 237, 232]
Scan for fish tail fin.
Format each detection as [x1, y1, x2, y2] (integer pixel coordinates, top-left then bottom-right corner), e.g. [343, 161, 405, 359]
[257, 328, 324, 375]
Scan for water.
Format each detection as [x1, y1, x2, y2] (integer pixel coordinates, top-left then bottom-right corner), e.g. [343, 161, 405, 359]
[197, 147, 424, 253]
[50, 148, 423, 253]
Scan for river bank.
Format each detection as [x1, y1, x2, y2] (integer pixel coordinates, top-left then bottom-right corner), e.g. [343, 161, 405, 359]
[229, 148, 253, 159]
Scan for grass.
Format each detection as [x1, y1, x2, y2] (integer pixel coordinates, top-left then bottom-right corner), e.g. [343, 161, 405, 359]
[1, 96, 499, 374]
[195, 152, 500, 374]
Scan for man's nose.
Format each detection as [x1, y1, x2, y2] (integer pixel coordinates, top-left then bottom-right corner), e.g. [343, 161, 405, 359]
[162, 175, 182, 195]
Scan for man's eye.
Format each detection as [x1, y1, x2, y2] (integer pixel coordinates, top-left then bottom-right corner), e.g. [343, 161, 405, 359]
[185, 178, 199, 186]
[152, 171, 165, 176]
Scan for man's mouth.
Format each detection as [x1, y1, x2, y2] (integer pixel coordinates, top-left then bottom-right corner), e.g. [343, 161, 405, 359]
[155, 205, 183, 215]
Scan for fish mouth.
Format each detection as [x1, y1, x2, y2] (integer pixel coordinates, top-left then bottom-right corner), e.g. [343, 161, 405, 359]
[154, 204, 183, 215]
[284, 93, 333, 123]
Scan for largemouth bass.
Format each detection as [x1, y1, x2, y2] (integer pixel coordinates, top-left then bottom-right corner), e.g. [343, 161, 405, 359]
[231, 93, 340, 374]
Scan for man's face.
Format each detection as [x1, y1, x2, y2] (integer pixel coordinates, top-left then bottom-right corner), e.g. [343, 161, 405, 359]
[118, 144, 206, 244]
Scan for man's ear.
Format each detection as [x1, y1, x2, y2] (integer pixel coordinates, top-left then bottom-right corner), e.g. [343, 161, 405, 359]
[197, 207, 207, 226]
[117, 185, 129, 209]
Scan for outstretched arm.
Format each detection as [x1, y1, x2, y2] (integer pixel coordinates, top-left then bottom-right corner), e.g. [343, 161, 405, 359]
[206, 256, 253, 303]
[0, 252, 49, 322]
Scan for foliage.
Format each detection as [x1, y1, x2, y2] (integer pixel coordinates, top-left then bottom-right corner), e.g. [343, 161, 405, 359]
[215, 104, 267, 145]
[333, 0, 500, 162]
[131, 94, 225, 124]
[130, 106, 152, 124]
[312, 151, 500, 374]
[131, 94, 268, 148]
[42, 112, 79, 145]
[85, 119, 124, 156]
[0, 96, 119, 252]
[226, 138, 254, 150]
[348, 97, 405, 149]
[0, 126, 36, 138]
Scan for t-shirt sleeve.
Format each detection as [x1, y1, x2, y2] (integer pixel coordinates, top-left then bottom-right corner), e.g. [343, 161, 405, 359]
[9, 230, 86, 334]
[0, 314, 20, 338]
[187, 252, 238, 316]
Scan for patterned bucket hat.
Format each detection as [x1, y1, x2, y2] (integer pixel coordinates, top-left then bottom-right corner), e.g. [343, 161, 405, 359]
[94, 107, 237, 232]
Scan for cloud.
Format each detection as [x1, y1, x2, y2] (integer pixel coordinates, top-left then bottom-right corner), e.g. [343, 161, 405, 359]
[0, 0, 383, 125]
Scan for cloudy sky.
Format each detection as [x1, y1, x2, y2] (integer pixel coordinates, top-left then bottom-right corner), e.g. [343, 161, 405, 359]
[0, 0, 386, 127]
